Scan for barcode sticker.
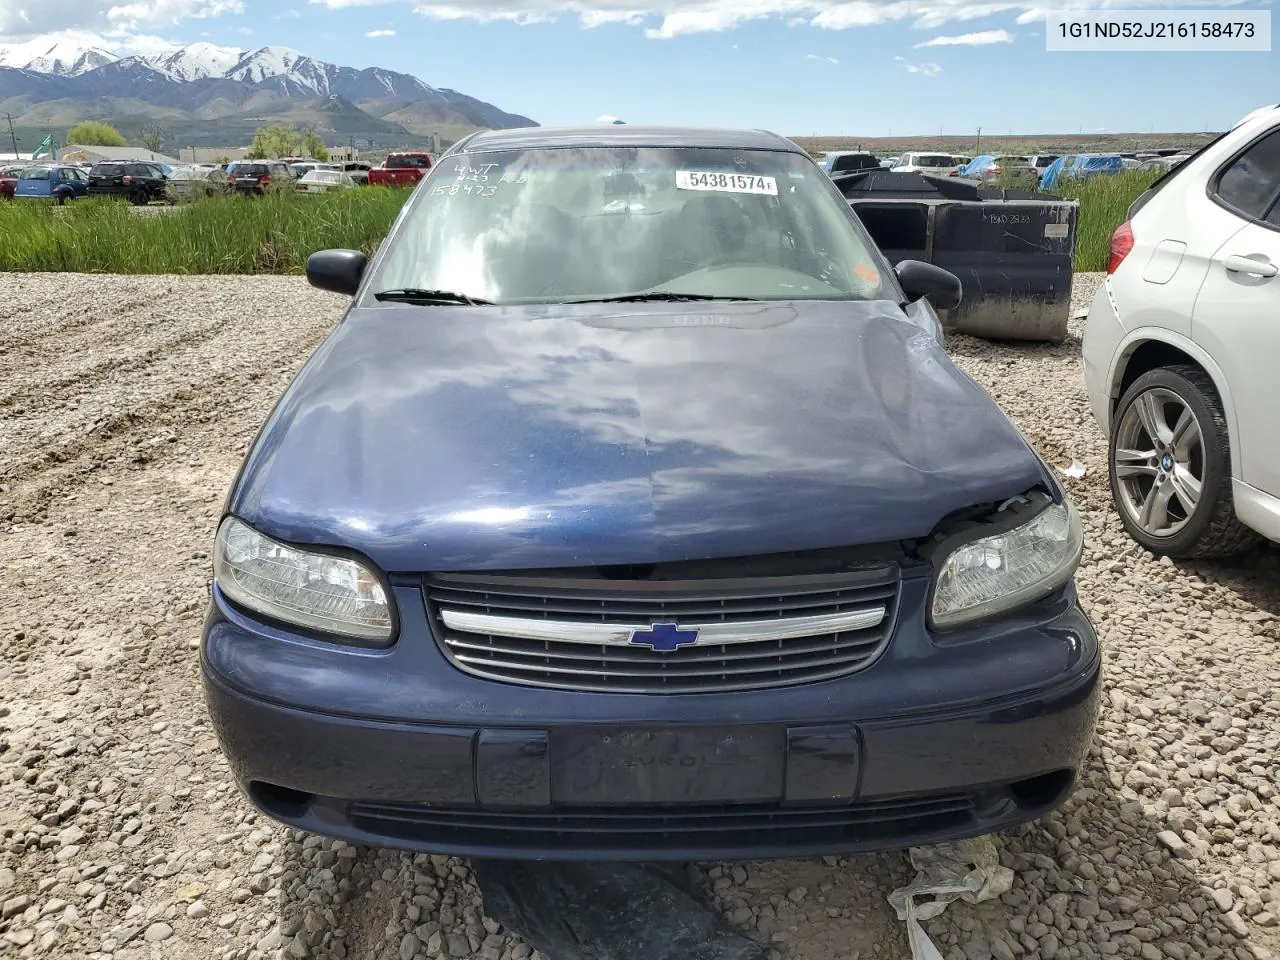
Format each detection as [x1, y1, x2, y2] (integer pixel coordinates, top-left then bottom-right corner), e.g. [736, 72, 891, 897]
[676, 171, 778, 195]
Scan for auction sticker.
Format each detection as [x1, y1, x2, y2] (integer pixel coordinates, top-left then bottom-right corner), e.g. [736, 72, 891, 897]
[677, 171, 778, 195]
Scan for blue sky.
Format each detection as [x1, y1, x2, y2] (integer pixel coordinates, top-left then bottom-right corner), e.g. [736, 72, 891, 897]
[1, 1, 1275, 134]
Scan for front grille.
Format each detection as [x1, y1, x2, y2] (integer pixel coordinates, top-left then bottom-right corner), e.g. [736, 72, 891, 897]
[347, 793, 973, 853]
[424, 566, 899, 693]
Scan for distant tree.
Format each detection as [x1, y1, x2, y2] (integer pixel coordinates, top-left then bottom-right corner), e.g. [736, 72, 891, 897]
[303, 131, 329, 162]
[246, 124, 304, 159]
[140, 126, 167, 154]
[215, 155, 231, 165]
[65, 121, 127, 147]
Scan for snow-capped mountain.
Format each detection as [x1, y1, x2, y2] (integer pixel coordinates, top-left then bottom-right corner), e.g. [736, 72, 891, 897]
[225, 47, 325, 88]
[0, 37, 117, 76]
[141, 42, 245, 82]
[2, 39, 441, 100]
[0, 37, 535, 146]
[223, 45, 437, 100]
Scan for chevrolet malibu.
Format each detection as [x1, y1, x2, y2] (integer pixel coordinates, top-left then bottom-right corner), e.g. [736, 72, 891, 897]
[202, 126, 1100, 861]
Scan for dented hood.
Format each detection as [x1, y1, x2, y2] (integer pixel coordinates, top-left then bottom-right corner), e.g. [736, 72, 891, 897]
[229, 300, 1050, 572]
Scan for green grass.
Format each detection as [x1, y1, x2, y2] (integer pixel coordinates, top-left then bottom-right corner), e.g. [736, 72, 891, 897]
[0, 188, 410, 275]
[0, 171, 1159, 275]
[1048, 168, 1163, 271]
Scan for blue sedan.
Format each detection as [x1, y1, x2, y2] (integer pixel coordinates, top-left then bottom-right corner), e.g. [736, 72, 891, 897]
[14, 164, 89, 203]
[202, 125, 1100, 861]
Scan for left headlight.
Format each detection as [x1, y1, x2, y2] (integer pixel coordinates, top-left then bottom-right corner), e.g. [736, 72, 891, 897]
[930, 494, 1083, 629]
[213, 516, 394, 644]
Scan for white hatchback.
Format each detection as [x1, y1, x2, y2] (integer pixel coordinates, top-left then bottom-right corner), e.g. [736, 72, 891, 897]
[891, 152, 958, 177]
[295, 170, 356, 193]
[1081, 103, 1280, 558]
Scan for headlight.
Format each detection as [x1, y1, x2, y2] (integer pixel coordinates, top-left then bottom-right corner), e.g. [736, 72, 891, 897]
[213, 516, 394, 643]
[930, 495, 1083, 629]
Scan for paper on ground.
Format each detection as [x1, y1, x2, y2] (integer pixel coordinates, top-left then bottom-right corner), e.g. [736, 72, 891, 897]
[887, 836, 1015, 960]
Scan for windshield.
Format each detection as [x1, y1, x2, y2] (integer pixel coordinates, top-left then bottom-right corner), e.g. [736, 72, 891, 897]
[366, 146, 890, 306]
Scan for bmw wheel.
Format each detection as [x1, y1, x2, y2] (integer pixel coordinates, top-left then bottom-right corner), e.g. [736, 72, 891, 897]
[1109, 365, 1256, 558]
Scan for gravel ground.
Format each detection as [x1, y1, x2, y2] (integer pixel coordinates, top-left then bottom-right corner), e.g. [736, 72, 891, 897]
[1, 272, 1278, 960]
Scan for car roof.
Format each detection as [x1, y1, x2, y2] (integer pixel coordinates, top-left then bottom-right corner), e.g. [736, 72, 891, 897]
[454, 125, 802, 155]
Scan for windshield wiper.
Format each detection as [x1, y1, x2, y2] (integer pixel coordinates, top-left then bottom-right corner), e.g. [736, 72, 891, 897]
[373, 288, 493, 305]
[567, 293, 759, 304]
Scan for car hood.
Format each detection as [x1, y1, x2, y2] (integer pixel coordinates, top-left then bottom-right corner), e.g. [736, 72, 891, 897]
[229, 300, 1051, 572]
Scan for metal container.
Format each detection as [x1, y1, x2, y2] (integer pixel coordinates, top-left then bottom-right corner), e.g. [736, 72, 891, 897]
[833, 170, 1078, 343]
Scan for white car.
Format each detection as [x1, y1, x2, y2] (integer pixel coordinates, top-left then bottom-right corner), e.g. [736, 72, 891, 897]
[1081, 102, 1280, 558]
[295, 170, 356, 193]
[891, 152, 957, 176]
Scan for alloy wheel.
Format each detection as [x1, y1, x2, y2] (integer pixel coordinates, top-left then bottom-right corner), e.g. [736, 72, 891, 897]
[1113, 387, 1204, 538]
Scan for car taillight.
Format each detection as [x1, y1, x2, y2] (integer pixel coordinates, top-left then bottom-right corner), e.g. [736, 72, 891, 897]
[261, 175, 271, 185]
[122, 175, 133, 185]
[226, 174, 235, 183]
[988, 165, 1001, 175]
[1107, 221, 1134, 274]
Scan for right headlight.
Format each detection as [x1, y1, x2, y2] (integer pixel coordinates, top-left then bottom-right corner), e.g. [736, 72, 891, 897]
[213, 516, 394, 644]
[930, 494, 1083, 629]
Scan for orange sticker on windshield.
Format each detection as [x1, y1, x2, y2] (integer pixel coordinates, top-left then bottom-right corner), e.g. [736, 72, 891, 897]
[854, 265, 879, 284]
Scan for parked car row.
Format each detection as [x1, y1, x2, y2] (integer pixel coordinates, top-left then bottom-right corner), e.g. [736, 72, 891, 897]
[1, 153, 427, 204]
[814, 145, 1202, 192]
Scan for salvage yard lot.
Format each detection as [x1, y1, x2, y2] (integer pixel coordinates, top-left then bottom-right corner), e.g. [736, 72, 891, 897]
[1, 273, 1278, 960]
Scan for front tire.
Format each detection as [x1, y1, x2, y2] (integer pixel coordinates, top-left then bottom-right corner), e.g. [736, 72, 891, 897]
[1108, 365, 1256, 558]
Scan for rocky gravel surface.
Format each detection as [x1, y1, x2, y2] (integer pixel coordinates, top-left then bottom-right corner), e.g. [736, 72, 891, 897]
[1, 272, 1278, 960]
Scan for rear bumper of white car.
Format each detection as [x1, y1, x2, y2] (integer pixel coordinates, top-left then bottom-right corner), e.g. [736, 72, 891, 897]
[1081, 279, 1124, 434]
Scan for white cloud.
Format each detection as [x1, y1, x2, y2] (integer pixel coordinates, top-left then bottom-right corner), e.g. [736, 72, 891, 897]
[894, 54, 941, 74]
[642, 8, 759, 37]
[0, 0, 1255, 43]
[105, 0, 243, 29]
[0, 0, 241, 35]
[0, 24, 185, 55]
[804, 51, 838, 62]
[596, 113, 619, 121]
[580, 8, 644, 24]
[366, 26, 396, 34]
[915, 26, 1011, 44]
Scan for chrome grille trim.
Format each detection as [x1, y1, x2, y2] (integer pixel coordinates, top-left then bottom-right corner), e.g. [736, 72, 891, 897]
[438, 607, 886, 647]
[424, 566, 900, 693]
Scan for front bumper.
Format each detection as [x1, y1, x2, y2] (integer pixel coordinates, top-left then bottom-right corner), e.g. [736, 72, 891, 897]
[203, 577, 1101, 861]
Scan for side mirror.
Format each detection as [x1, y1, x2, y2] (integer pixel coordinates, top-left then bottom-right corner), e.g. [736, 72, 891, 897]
[895, 260, 962, 311]
[306, 249, 368, 297]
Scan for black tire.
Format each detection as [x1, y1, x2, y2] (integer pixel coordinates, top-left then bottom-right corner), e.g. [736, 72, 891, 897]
[1108, 364, 1257, 558]
[55, 192, 68, 206]
[130, 191, 147, 206]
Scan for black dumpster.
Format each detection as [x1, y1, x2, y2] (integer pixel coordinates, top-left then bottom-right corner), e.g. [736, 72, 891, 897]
[832, 170, 1078, 343]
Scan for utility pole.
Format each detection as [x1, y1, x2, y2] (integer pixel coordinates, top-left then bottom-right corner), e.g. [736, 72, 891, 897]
[4, 113, 18, 157]
[975, 127, 982, 153]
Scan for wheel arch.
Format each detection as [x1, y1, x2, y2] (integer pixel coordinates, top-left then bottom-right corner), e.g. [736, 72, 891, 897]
[1108, 329, 1240, 478]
